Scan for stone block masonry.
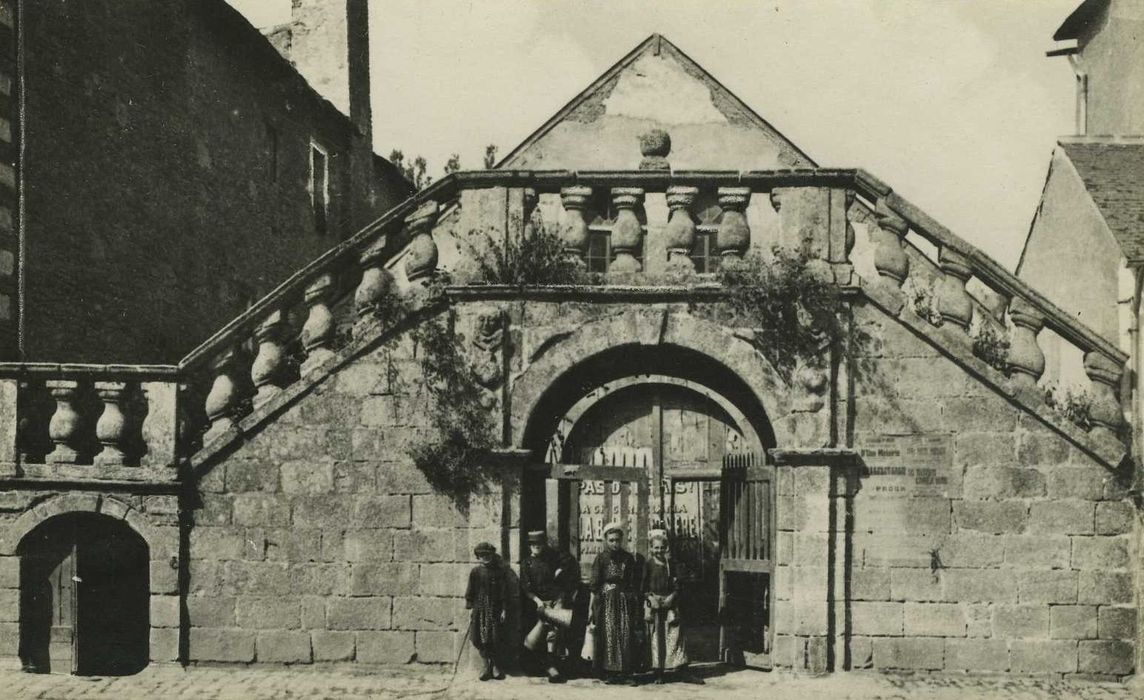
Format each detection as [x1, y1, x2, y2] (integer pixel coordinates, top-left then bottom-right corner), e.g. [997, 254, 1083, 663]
[771, 304, 1137, 679]
[186, 336, 517, 666]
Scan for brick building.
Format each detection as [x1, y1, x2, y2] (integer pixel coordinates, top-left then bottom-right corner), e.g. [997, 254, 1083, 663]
[0, 0, 411, 364]
[0, 30, 1137, 683]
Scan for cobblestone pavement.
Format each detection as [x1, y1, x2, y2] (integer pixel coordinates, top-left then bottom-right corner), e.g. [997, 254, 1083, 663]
[2, 665, 1140, 700]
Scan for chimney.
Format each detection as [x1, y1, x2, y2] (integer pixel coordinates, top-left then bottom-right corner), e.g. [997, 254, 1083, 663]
[273, 0, 372, 140]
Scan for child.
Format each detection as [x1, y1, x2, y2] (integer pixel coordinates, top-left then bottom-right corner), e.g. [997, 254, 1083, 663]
[642, 530, 687, 683]
[465, 542, 507, 681]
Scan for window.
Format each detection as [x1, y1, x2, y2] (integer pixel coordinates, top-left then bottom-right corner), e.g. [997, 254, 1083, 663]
[690, 229, 720, 274]
[586, 231, 610, 274]
[310, 141, 329, 235]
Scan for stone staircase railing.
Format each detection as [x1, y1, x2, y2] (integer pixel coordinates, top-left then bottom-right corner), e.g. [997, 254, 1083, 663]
[0, 169, 1129, 481]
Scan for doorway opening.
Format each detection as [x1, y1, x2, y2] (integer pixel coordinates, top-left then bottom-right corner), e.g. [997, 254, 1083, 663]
[527, 373, 774, 666]
[19, 512, 150, 676]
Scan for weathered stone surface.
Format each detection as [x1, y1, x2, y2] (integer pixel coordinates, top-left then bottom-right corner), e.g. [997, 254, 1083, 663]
[301, 596, 325, 630]
[872, 637, 943, 670]
[232, 494, 290, 528]
[953, 501, 1027, 534]
[944, 638, 1009, 672]
[1077, 640, 1133, 675]
[850, 601, 902, 636]
[851, 568, 891, 601]
[188, 596, 236, 628]
[236, 597, 301, 630]
[939, 533, 1005, 568]
[411, 495, 467, 528]
[1015, 432, 1070, 465]
[352, 495, 412, 528]
[992, 605, 1049, 638]
[150, 627, 180, 663]
[889, 568, 944, 602]
[1070, 536, 1129, 571]
[393, 530, 457, 562]
[904, 602, 964, 637]
[1044, 467, 1105, 501]
[1001, 535, 1070, 569]
[963, 602, 992, 637]
[942, 569, 1018, 603]
[357, 631, 415, 664]
[312, 631, 356, 662]
[1097, 607, 1136, 640]
[280, 460, 336, 495]
[962, 466, 1045, 500]
[393, 596, 459, 631]
[350, 562, 417, 597]
[256, 631, 312, 663]
[1026, 500, 1093, 535]
[417, 563, 470, 597]
[226, 460, 279, 493]
[150, 595, 180, 628]
[1050, 605, 1098, 640]
[343, 531, 392, 561]
[1078, 572, 1133, 605]
[327, 597, 391, 630]
[1009, 640, 1077, 674]
[151, 559, 179, 594]
[190, 628, 256, 663]
[1018, 570, 1077, 605]
[1094, 502, 1133, 535]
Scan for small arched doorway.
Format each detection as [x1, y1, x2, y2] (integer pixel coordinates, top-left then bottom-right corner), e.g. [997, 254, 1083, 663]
[18, 513, 150, 676]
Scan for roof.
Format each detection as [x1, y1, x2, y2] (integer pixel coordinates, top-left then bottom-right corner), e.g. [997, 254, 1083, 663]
[498, 33, 817, 170]
[1061, 138, 1144, 262]
[1053, 0, 1109, 41]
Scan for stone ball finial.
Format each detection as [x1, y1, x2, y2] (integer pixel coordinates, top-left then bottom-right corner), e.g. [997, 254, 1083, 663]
[639, 129, 671, 170]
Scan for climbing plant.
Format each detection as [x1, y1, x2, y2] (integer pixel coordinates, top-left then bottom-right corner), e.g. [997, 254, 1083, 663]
[1043, 384, 1094, 431]
[408, 313, 498, 504]
[970, 322, 1010, 373]
[711, 248, 850, 377]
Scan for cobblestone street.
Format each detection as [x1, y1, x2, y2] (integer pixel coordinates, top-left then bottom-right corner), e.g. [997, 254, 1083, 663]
[1, 665, 1140, 700]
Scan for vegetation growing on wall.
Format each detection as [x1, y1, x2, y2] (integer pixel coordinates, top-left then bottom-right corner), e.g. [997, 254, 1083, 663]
[970, 322, 1010, 373]
[471, 215, 586, 287]
[408, 313, 499, 504]
[1043, 384, 1093, 431]
[711, 249, 850, 377]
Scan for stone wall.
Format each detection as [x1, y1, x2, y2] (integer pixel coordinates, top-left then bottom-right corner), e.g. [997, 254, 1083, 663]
[771, 302, 1137, 679]
[18, 0, 401, 363]
[188, 324, 519, 666]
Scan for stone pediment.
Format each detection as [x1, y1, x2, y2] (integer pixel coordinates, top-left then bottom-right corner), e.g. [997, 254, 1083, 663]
[499, 34, 815, 172]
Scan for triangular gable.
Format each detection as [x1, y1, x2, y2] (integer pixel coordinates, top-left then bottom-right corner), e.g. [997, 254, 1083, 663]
[499, 34, 816, 171]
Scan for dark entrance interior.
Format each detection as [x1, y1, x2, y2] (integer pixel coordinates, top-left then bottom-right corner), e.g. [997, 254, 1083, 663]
[19, 513, 150, 676]
[528, 370, 774, 666]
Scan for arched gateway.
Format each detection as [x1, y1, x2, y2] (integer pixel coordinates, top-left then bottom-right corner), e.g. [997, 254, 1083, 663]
[515, 329, 785, 665]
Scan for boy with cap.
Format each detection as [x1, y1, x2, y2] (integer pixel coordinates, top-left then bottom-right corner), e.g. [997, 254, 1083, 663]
[520, 530, 579, 683]
[465, 542, 507, 681]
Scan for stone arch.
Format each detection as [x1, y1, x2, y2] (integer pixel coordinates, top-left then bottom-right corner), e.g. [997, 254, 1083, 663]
[511, 309, 799, 452]
[0, 494, 166, 558]
[558, 375, 765, 456]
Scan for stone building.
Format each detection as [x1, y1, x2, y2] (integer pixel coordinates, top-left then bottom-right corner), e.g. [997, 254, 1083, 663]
[0, 32, 1137, 683]
[0, 0, 411, 364]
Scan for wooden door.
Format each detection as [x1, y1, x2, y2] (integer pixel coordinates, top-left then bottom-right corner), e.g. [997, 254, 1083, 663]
[20, 521, 78, 674]
[719, 453, 775, 664]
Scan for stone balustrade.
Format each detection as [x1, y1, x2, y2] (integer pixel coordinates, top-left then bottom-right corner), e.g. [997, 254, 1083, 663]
[853, 171, 1129, 444]
[0, 364, 179, 478]
[0, 168, 1109, 474]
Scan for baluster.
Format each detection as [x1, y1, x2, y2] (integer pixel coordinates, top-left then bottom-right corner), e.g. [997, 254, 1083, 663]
[140, 381, 177, 468]
[610, 187, 644, 274]
[403, 203, 439, 283]
[204, 347, 241, 442]
[936, 247, 974, 330]
[1083, 351, 1125, 440]
[523, 188, 539, 237]
[872, 198, 910, 287]
[1006, 297, 1045, 391]
[45, 380, 80, 464]
[300, 273, 336, 376]
[354, 238, 396, 331]
[664, 185, 698, 272]
[251, 310, 288, 407]
[717, 187, 751, 261]
[93, 381, 129, 466]
[559, 186, 592, 264]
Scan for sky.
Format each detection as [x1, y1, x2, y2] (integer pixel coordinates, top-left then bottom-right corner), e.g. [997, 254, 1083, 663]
[232, 0, 1082, 270]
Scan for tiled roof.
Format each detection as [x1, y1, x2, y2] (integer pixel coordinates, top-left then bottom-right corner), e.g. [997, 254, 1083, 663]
[1061, 139, 1144, 262]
